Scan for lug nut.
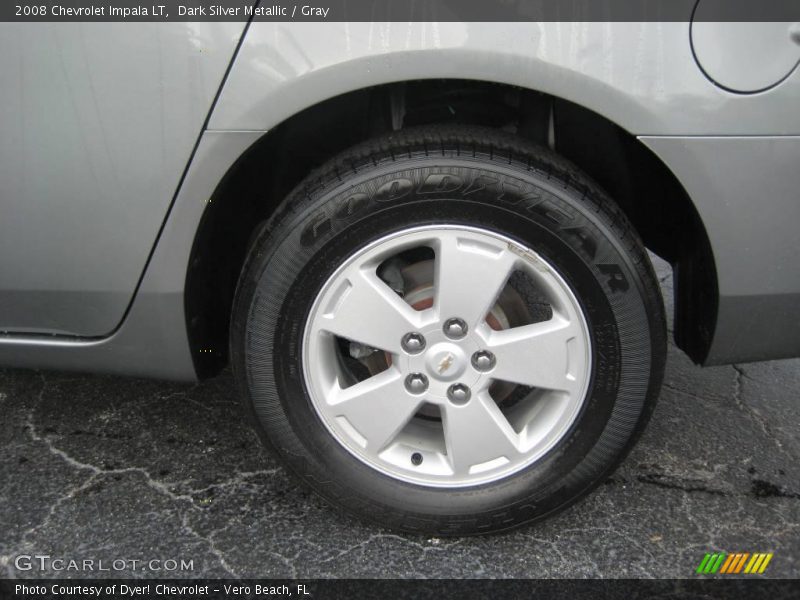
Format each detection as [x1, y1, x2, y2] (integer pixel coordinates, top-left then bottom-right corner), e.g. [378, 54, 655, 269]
[447, 383, 471, 405]
[471, 350, 496, 372]
[443, 318, 468, 339]
[405, 373, 429, 395]
[401, 332, 426, 354]
[411, 452, 423, 466]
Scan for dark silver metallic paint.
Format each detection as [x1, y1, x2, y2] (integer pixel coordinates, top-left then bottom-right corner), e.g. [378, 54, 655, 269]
[1, 22, 798, 379]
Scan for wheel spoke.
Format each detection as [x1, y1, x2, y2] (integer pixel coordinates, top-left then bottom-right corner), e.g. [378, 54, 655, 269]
[485, 315, 583, 393]
[304, 225, 593, 487]
[331, 369, 422, 452]
[434, 234, 517, 329]
[319, 267, 420, 354]
[442, 391, 520, 476]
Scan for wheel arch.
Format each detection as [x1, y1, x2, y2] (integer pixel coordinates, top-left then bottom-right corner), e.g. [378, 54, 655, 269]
[186, 79, 717, 377]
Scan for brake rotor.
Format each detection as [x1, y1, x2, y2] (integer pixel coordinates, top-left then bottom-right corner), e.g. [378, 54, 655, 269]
[358, 259, 534, 410]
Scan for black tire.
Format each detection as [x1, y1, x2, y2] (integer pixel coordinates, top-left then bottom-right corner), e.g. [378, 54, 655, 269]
[231, 126, 666, 535]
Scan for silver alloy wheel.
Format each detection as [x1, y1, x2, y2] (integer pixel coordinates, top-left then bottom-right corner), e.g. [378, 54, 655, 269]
[302, 226, 591, 487]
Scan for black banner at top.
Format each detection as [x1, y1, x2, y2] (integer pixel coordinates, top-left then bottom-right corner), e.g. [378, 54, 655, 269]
[3, 0, 800, 22]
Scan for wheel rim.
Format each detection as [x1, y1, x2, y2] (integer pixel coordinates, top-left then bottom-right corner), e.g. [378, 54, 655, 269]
[302, 225, 591, 487]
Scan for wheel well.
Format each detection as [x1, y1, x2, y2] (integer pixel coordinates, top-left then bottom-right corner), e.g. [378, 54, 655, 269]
[186, 79, 717, 377]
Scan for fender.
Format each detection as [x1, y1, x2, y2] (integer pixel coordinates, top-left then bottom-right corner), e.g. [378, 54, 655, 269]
[211, 22, 800, 136]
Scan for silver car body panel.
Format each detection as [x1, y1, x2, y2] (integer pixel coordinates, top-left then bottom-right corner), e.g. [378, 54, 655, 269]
[0, 130, 263, 380]
[0, 21, 798, 379]
[211, 22, 800, 135]
[0, 23, 246, 336]
[641, 135, 800, 364]
[690, 21, 800, 93]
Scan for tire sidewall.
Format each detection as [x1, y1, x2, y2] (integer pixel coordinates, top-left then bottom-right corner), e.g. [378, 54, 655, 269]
[234, 152, 660, 531]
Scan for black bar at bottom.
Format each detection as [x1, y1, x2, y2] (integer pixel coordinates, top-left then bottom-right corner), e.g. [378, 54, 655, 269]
[2, 579, 800, 600]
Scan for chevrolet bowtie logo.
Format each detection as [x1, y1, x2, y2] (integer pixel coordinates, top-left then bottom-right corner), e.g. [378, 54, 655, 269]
[437, 353, 455, 374]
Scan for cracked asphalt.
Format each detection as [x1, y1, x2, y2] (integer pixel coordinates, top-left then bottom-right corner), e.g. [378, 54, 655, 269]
[1, 258, 798, 579]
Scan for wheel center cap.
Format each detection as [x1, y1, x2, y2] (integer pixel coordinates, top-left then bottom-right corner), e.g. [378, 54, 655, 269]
[425, 343, 467, 382]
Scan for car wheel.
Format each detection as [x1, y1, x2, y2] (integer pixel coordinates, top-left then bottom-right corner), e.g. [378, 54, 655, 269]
[231, 126, 666, 534]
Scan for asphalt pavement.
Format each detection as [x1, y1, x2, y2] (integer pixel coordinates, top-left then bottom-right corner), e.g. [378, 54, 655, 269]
[1, 258, 798, 579]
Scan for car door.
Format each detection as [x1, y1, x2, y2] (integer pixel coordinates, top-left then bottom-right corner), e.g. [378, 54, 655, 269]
[0, 22, 246, 336]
